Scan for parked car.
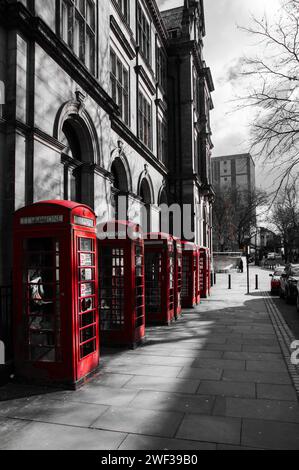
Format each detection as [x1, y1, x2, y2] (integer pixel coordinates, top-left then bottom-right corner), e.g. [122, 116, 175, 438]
[269, 266, 285, 295]
[280, 264, 299, 303]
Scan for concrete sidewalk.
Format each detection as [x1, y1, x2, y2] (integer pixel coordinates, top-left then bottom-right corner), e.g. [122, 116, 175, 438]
[1, 267, 299, 450]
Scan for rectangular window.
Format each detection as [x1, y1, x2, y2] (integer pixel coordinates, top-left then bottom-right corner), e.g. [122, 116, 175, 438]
[137, 3, 151, 63]
[194, 135, 200, 174]
[156, 46, 167, 90]
[157, 118, 167, 164]
[138, 91, 152, 149]
[110, 49, 130, 126]
[59, 0, 96, 75]
[114, 0, 129, 22]
[193, 68, 201, 115]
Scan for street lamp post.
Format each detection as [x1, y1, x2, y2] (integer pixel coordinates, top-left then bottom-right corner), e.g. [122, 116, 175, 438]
[246, 245, 250, 294]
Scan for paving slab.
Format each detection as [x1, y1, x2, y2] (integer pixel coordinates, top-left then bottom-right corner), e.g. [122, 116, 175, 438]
[216, 444, 260, 450]
[213, 396, 299, 423]
[129, 390, 214, 415]
[127, 348, 223, 359]
[191, 358, 245, 371]
[119, 434, 216, 450]
[176, 414, 241, 445]
[103, 363, 183, 378]
[197, 380, 256, 399]
[54, 385, 139, 407]
[257, 383, 298, 401]
[242, 344, 282, 353]
[222, 369, 292, 385]
[4, 396, 109, 427]
[178, 366, 222, 381]
[242, 418, 299, 449]
[112, 353, 193, 367]
[0, 418, 32, 449]
[93, 373, 134, 388]
[245, 360, 287, 372]
[204, 343, 243, 352]
[123, 375, 201, 394]
[223, 351, 282, 361]
[0, 418, 126, 450]
[0, 397, 39, 417]
[91, 406, 183, 438]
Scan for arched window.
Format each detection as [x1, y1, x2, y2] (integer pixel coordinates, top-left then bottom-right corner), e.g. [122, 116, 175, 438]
[140, 178, 152, 233]
[158, 187, 168, 233]
[61, 116, 95, 208]
[111, 158, 129, 220]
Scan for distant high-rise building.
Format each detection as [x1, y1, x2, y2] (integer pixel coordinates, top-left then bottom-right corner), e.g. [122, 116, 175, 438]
[212, 153, 256, 252]
[212, 153, 255, 193]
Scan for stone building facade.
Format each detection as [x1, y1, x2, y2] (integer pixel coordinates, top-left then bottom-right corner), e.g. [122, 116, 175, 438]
[0, 0, 214, 287]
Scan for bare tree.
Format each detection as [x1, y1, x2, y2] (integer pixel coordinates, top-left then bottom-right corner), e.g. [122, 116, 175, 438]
[239, 0, 299, 186]
[269, 177, 299, 261]
[213, 189, 235, 251]
[213, 187, 268, 251]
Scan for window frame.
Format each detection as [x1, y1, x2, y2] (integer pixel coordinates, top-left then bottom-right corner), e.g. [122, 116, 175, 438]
[113, 0, 130, 24]
[157, 117, 167, 164]
[137, 3, 151, 65]
[59, 0, 96, 75]
[156, 44, 167, 91]
[138, 90, 152, 150]
[110, 48, 130, 126]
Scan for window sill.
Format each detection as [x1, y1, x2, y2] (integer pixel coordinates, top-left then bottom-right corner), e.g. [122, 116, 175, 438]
[138, 50, 155, 80]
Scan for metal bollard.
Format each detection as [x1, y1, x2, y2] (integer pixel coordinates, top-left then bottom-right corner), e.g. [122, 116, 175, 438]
[255, 274, 259, 290]
[228, 274, 231, 290]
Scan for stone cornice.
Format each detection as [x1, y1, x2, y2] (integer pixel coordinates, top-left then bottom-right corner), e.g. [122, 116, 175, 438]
[110, 15, 136, 60]
[155, 98, 168, 114]
[14, 120, 66, 151]
[134, 65, 156, 96]
[110, 0, 134, 37]
[147, 0, 169, 48]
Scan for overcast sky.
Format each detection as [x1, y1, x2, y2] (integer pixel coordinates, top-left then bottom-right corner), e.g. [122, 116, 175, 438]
[157, 0, 281, 190]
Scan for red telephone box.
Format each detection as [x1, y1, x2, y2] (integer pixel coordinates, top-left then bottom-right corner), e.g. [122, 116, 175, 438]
[200, 247, 210, 299]
[97, 221, 145, 348]
[173, 238, 182, 320]
[13, 201, 99, 388]
[196, 247, 201, 305]
[181, 242, 198, 308]
[144, 233, 175, 325]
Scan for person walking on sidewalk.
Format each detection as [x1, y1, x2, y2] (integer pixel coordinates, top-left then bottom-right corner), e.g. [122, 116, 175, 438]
[239, 258, 244, 273]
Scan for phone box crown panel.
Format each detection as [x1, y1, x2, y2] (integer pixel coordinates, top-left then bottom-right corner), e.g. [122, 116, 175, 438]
[13, 200, 99, 389]
[97, 220, 145, 348]
[14, 200, 96, 231]
[144, 232, 175, 250]
[97, 220, 143, 240]
[182, 241, 197, 252]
